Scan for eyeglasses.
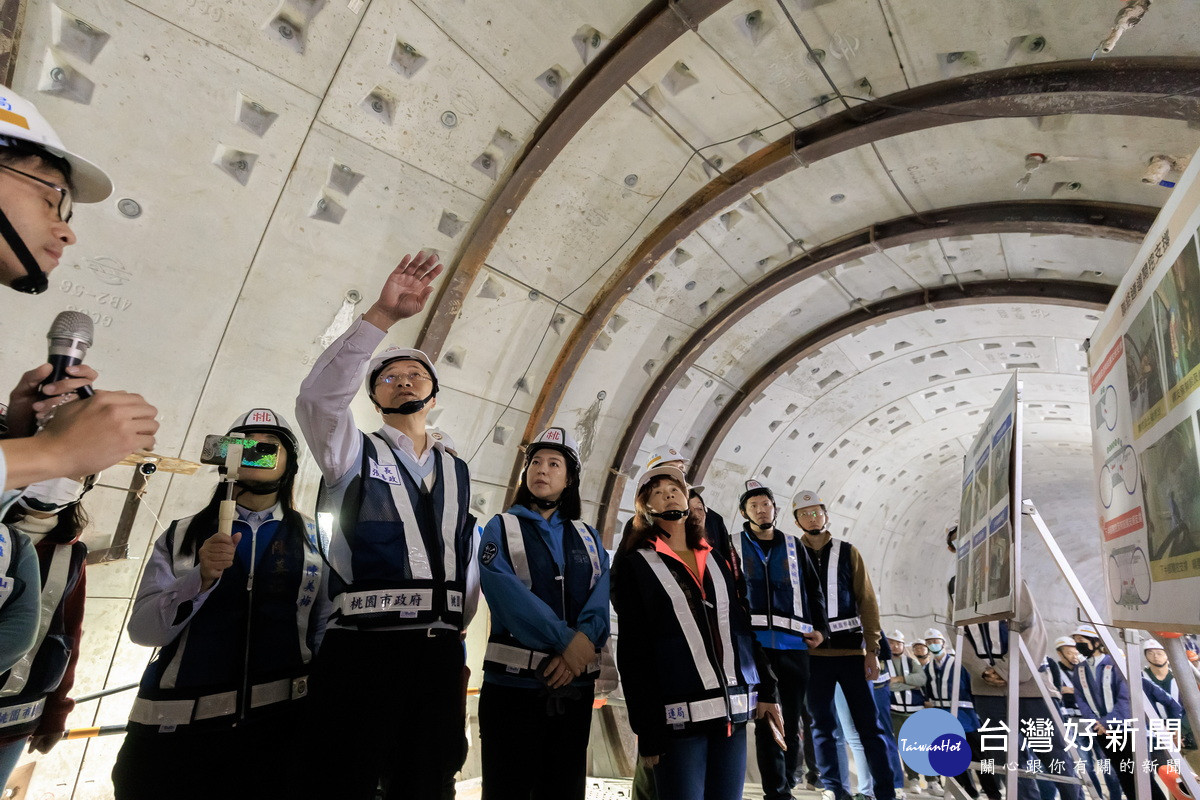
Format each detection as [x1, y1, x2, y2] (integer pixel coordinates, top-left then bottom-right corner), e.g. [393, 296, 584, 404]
[796, 509, 826, 519]
[376, 370, 432, 386]
[0, 163, 73, 223]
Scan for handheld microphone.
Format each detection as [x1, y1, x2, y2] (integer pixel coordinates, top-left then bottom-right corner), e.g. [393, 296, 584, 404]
[39, 311, 94, 399]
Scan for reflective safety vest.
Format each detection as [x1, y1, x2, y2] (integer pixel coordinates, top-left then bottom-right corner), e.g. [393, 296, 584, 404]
[0, 525, 19, 610]
[127, 512, 323, 731]
[638, 548, 759, 731]
[483, 513, 603, 680]
[0, 538, 84, 737]
[811, 538, 862, 643]
[1074, 657, 1120, 721]
[320, 432, 473, 629]
[739, 529, 820, 636]
[963, 621, 1008, 664]
[882, 656, 926, 714]
[926, 654, 973, 709]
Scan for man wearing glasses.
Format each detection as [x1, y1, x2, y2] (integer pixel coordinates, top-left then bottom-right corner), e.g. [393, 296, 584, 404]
[0, 88, 158, 504]
[793, 489, 897, 800]
[296, 252, 479, 799]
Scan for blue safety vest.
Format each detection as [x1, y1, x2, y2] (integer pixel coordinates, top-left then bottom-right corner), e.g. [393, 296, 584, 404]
[925, 654, 981, 731]
[320, 432, 473, 629]
[128, 512, 322, 731]
[739, 528, 823, 642]
[482, 510, 604, 682]
[809, 537, 864, 646]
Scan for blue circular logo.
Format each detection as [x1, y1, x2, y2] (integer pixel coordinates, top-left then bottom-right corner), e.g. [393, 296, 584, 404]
[898, 709, 970, 776]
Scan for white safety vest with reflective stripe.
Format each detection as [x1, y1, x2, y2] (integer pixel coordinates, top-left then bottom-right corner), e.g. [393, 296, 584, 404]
[639, 549, 756, 727]
[0, 526, 15, 610]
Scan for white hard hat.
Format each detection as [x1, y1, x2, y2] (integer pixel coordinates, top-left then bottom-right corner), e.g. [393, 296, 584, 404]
[228, 408, 299, 455]
[427, 427, 456, 454]
[792, 488, 825, 512]
[0, 87, 111, 202]
[525, 426, 581, 474]
[1054, 636, 1076, 651]
[1144, 639, 1164, 652]
[637, 465, 687, 493]
[646, 444, 687, 469]
[1072, 624, 1099, 639]
[923, 628, 945, 641]
[739, 479, 775, 511]
[889, 630, 907, 644]
[366, 346, 439, 396]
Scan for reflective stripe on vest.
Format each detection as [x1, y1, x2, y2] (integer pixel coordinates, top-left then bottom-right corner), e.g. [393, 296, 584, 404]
[0, 526, 14, 610]
[0, 544, 71, 696]
[1077, 661, 1116, 719]
[483, 641, 600, 676]
[640, 549, 737, 691]
[965, 621, 1007, 663]
[665, 687, 757, 726]
[932, 656, 973, 709]
[892, 689, 923, 714]
[366, 433, 458, 587]
[295, 519, 323, 663]
[0, 698, 43, 728]
[128, 676, 308, 727]
[498, 515, 602, 592]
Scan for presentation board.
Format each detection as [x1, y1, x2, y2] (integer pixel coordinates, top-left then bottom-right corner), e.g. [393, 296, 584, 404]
[953, 372, 1020, 625]
[1088, 152, 1200, 633]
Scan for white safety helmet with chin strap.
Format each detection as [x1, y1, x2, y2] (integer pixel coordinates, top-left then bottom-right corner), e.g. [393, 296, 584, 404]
[366, 346, 439, 414]
[524, 426, 582, 476]
[1054, 636, 1077, 651]
[0, 88, 112, 294]
[227, 407, 300, 456]
[889, 630, 907, 644]
[792, 488, 825, 513]
[923, 628, 946, 641]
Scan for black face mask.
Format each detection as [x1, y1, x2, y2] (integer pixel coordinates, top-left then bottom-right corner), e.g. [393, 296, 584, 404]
[1075, 640, 1095, 658]
[235, 478, 282, 495]
[650, 509, 688, 522]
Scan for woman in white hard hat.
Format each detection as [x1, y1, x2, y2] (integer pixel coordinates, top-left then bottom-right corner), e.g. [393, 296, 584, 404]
[613, 465, 781, 800]
[112, 409, 329, 800]
[477, 426, 611, 800]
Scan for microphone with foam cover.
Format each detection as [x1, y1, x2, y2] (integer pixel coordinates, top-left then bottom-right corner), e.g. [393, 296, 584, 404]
[39, 311, 95, 399]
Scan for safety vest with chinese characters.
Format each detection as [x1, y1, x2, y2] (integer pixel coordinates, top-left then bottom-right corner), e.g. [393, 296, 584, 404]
[0, 537, 85, 739]
[482, 511, 604, 682]
[925, 654, 981, 731]
[632, 547, 761, 734]
[128, 511, 323, 732]
[739, 528, 824, 641]
[320, 432, 474, 629]
[810, 538, 863, 647]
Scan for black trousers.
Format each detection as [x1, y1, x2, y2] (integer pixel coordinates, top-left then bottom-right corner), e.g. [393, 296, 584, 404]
[755, 648, 812, 800]
[479, 681, 595, 800]
[111, 701, 306, 800]
[309, 628, 467, 800]
[1100, 734, 1167, 800]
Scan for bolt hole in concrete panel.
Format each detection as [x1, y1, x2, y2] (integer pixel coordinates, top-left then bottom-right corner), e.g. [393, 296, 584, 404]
[438, 210, 466, 238]
[762, 466, 773, 477]
[549, 314, 567, 334]
[768, 420, 783, 432]
[573, 26, 608, 65]
[816, 370, 844, 390]
[645, 272, 663, 290]
[361, 88, 396, 125]
[673, 249, 692, 266]
[733, 445, 741, 453]
[514, 376, 531, 393]
[954, 368, 970, 375]
[939, 50, 980, 73]
[662, 61, 700, 96]
[648, 421, 659, 438]
[472, 151, 499, 181]
[309, 193, 345, 223]
[734, 9, 774, 46]
[267, 15, 306, 55]
[1006, 34, 1047, 60]
[212, 146, 258, 186]
[536, 66, 568, 99]
[788, 429, 799, 441]
[812, 442, 825, 453]
[237, 94, 279, 137]
[443, 346, 465, 369]
[476, 276, 504, 300]
[390, 40, 428, 78]
[38, 54, 94, 104]
[327, 162, 364, 195]
[1004, 362, 1040, 370]
[493, 425, 511, 445]
[720, 210, 742, 231]
[51, 9, 110, 63]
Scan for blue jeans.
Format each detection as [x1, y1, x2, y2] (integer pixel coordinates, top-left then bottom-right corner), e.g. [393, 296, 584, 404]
[0, 738, 23, 789]
[653, 724, 748, 800]
[973, 695, 1082, 800]
[836, 684, 871, 796]
[872, 684, 905, 789]
[808, 655, 897, 800]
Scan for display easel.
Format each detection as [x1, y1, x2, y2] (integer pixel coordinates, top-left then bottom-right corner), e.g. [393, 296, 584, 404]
[945, 500, 1200, 800]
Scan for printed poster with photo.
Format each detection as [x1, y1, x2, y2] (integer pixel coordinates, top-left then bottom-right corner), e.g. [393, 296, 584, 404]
[1088, 151, 1200, 632]
[953, 372, 1020, 625]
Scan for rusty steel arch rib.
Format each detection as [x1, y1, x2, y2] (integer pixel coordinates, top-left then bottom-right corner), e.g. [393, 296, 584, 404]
[687, 280, 1114, 487]
[415, 0, 735, 357]
[594, 199, 1154, 534]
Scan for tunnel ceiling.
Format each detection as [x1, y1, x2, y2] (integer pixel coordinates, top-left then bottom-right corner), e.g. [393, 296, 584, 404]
[4, 0, 1200, 586]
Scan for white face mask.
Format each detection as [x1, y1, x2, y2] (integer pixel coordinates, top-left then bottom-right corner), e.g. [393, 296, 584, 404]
[17, 476, 86, 513]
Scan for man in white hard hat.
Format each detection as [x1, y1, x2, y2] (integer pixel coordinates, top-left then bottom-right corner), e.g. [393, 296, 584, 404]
[1143, 639, 1199, 771]
[881, 630, 926, 795]
[792, 488, 897, 800]
[0, 88, 158, 506]
[295, 252, 478, 800]
[1044, 636, 1114, 800]
[737, 479, 827, 800]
